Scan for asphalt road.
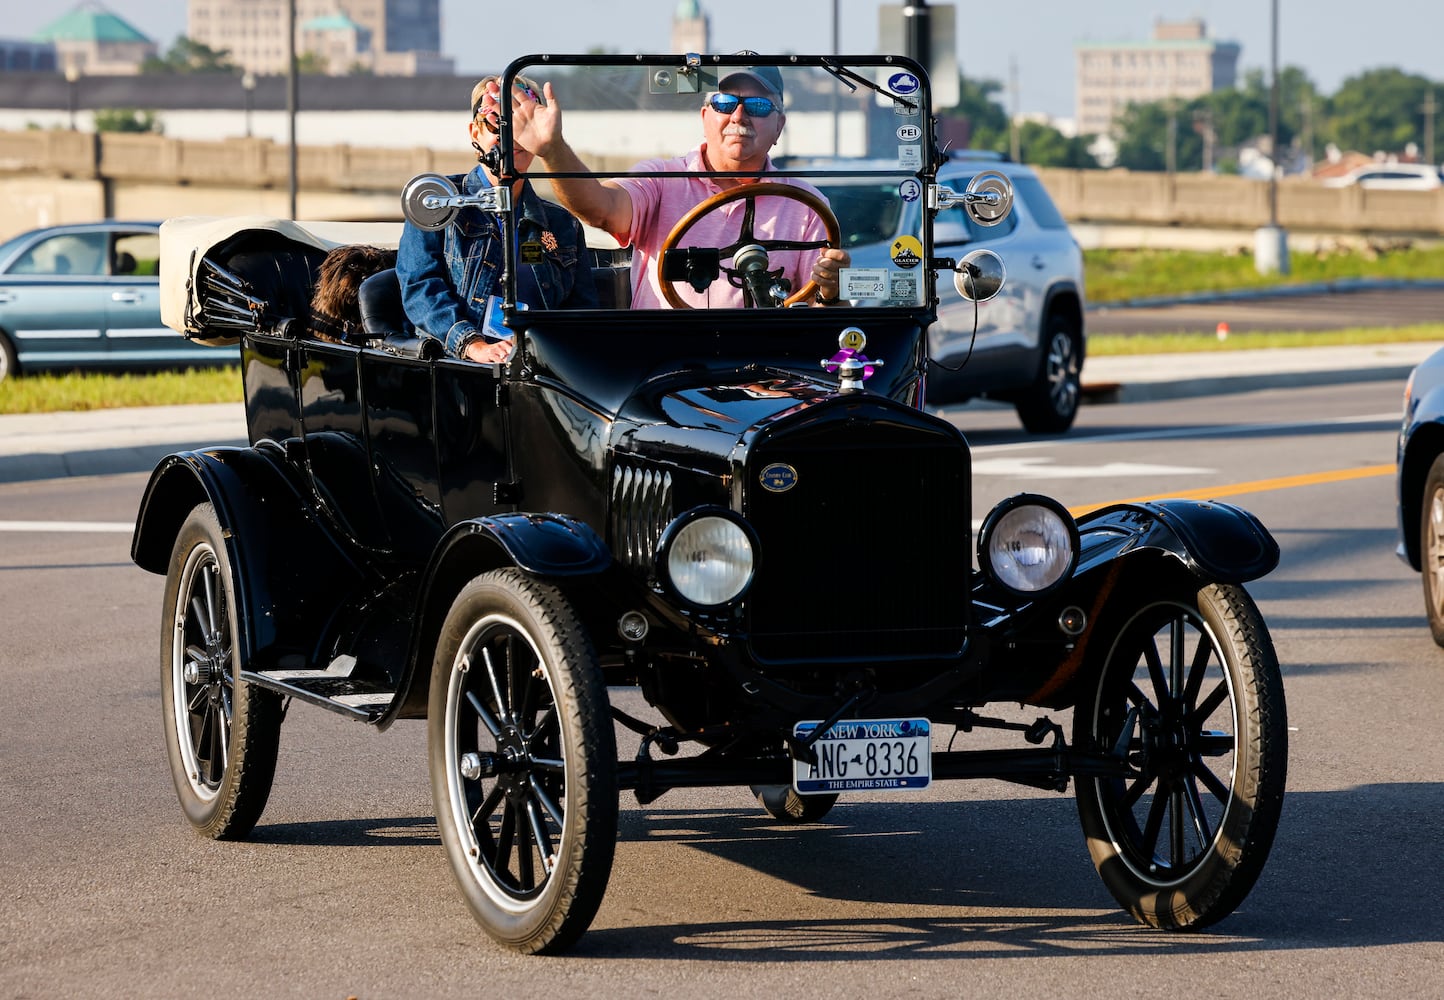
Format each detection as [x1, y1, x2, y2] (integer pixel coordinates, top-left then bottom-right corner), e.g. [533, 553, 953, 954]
[4, 377, 1440, 998]
[1088, 285, 1444, 336]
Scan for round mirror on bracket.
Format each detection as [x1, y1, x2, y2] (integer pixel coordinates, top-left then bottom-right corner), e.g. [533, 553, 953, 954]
[964, 170, 1014, 226]
[954, 248, 1007, 302]
[401, 172, 459, 231]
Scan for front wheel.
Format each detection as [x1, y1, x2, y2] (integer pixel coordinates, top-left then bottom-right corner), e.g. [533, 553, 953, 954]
[429, 569, 618, 955]
[1074, 580, 1287, 929]
[160, 503, 282, 839]
[1418, 453, 1444, 646]
[1014, 316, 1081, 434]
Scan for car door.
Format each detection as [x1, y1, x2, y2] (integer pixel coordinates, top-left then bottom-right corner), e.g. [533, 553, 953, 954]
[102, 229, 183, 362]
[0, 230, 111, 370]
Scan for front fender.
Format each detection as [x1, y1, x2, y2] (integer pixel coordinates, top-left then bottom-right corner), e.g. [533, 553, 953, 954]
[382, 512, 613, 728]
[131, 445, 365, 671]
[1076, 498, 1279, 583]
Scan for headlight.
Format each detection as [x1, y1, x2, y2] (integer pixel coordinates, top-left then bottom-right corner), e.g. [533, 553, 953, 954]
[661, 509, 756, 607]
[978, 494, 1078, 597]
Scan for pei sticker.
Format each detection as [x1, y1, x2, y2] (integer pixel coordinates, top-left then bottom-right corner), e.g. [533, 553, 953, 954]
[890, 235, 924, 270]
[896, 124, 922, 141]
[760, 462, 798, 493]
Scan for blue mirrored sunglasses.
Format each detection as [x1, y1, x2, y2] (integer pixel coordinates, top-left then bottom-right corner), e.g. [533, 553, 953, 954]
[707, 93, 778, 118]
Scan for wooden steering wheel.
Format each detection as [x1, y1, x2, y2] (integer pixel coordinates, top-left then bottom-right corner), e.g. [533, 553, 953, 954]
[657, 182, 841, 309]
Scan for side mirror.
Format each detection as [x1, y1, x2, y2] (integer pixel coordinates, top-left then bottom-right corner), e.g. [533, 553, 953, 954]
[953, 248, 1006, 302]
[963, 170, 1014, 226]
[401, 172, 461, 231]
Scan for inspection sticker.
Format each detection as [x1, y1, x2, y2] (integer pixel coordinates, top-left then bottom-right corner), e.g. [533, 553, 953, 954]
[840, 268, 889, 299]
[897, 144, 922, 169]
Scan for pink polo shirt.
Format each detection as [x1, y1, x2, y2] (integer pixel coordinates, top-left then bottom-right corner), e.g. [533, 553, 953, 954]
[610, 144, 832, 309]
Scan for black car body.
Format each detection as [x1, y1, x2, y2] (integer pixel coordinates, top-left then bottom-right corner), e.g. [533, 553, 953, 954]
[131, 54, 1287, 954]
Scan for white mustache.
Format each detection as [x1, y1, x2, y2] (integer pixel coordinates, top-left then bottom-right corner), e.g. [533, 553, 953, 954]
[723, 124, 756, 138]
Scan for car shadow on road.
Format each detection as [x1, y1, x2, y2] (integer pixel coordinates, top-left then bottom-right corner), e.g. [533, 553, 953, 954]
[573, 781, 1444, 959]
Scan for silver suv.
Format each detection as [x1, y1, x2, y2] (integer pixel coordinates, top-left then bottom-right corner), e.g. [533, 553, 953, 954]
[809, 152, 1086, 433]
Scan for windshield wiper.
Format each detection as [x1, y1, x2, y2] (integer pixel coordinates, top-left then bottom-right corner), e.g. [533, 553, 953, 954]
[819, 58, 919, 111]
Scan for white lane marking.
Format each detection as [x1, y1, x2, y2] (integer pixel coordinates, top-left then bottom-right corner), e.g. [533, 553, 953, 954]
[0, 520, 134, 533]
[972, 412, 1402, 454]
[973, 457, 1211, 478]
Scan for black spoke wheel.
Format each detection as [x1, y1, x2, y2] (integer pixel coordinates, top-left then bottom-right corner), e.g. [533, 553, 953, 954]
[159, 503, 282, 839]
[751, 784, 839, 823]
[1074, 580, 1286, 929]
[429, 569, 617, 955]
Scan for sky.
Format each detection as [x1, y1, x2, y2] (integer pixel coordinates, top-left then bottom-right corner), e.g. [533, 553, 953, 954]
[12, 0, 1439, 121]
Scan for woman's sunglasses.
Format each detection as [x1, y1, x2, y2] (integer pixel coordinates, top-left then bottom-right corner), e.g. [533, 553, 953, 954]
[706, 93, 778, 118]
[474, 80, 542, 134]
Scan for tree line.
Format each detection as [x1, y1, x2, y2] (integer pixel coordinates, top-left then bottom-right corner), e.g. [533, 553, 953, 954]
[952, 66, 1440, 173]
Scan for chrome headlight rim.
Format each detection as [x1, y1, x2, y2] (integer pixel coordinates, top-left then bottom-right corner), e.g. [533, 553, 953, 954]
[977, 493, 1079, 598]
[655, 506, 759, 610]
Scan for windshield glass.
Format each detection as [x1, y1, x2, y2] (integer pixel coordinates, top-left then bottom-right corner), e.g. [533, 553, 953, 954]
[498, 55, 933, 312]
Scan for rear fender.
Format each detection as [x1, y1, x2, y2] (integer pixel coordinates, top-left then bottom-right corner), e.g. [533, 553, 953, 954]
[131, 446, 364, 671]
[382, 513, 613, 727]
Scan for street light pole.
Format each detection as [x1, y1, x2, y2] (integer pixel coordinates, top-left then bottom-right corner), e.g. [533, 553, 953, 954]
[242, 71, 256, 138]
[287, 0, 298, 219]
[1253, 0, 1289, 276]
[64, 64, 79, 131]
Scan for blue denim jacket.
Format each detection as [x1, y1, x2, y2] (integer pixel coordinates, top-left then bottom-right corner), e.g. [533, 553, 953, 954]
[396, 164, 597, 358]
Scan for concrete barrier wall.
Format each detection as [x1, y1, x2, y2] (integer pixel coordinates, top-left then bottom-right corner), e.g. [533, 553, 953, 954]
[3, 128, 1442, 243]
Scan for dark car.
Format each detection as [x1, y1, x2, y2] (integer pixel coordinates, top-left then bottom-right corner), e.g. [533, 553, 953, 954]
[1395, 344, 1444, 641]
[130, 54, 1286, 955]
[0, 221, 226, 381]
[804, 153, 1086, 432]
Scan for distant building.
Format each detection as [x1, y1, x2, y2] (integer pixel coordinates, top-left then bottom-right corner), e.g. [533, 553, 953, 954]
[32, 2, 157, 76]
[671, 0, 709, 53]
[1075, 17, 1239, 138]
[0, 38, 58, 73]
[188, 0, 454, 77]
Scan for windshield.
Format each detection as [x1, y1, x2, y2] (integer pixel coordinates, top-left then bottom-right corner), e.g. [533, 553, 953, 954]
[494, 55, 934, 312]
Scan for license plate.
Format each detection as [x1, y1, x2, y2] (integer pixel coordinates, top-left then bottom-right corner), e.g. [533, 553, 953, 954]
[792, 718, 931, 794]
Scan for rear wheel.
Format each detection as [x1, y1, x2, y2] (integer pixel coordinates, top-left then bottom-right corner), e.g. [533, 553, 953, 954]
[1074, 580, 1286, 929]
[1419, 453, 1444, 646]
[429, 569, 617, 954]
[0, 330, 17, 381]
[751, 784, 839, 823]
[1015, 314, 1081, 434]
[160, 503, 283, 839]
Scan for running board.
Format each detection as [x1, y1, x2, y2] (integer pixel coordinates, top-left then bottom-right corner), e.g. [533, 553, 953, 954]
[244, 655, 395, 722]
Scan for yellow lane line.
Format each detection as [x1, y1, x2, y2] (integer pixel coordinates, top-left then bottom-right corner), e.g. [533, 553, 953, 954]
[1067, 463, 1396, 517]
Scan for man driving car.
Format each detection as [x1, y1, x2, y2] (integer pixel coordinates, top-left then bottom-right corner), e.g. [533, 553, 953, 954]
[502, 60, 850, 309]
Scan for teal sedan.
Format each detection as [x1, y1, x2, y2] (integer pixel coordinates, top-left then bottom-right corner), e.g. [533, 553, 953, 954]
[0, 221, 228, 381]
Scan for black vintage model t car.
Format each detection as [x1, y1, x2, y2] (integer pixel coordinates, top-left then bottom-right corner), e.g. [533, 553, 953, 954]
[131, 54, 1287, 954]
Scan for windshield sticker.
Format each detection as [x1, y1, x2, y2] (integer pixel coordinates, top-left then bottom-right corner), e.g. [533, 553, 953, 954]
[890, 236, 924, 270]
[898, 145, 922, 169]
[889, 272, 919, 301]
[898, 178, 922, 202]
[841, 268, 889, 299]
[896, 124, 922, 141]
[888, 71, 921, 96]
[893, 98, 919, 117]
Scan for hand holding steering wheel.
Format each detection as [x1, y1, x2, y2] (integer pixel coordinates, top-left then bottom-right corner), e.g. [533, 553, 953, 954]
[657, 182, 842, 309]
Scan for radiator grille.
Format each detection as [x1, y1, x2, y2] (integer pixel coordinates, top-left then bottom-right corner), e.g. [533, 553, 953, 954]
[745, 425, 970, 662]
